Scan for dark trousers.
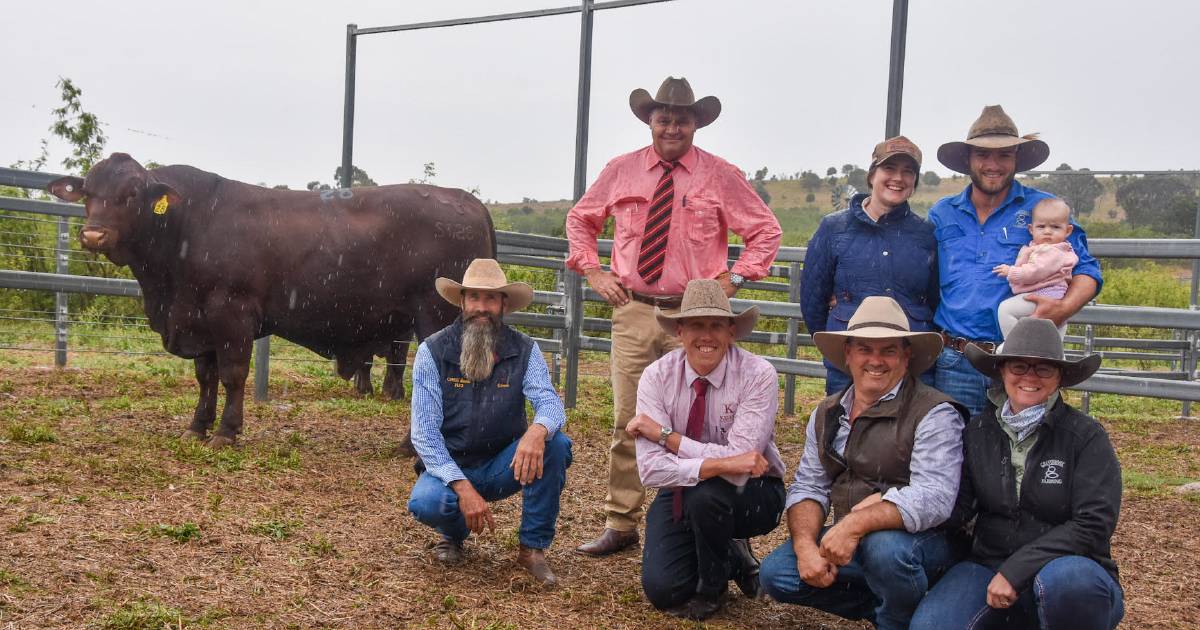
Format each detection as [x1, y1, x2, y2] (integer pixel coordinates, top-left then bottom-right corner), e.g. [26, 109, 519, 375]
[641, 476, 785, 610]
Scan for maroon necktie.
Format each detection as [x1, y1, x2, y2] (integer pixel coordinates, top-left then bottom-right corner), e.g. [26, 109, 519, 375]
[673, 377, 709, 522]
[637, 161, 678, 284]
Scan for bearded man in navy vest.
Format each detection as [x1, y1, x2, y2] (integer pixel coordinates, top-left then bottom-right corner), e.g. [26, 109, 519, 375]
[407, 259, 572, 586]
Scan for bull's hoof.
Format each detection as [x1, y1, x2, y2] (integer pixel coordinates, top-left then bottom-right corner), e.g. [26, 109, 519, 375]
[205, 435, 237, 449]
[383, 384, 406, 401]
[181, 429, 208, 441]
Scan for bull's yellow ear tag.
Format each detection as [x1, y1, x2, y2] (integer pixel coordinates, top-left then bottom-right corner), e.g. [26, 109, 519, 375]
[152, 195, 169, 215]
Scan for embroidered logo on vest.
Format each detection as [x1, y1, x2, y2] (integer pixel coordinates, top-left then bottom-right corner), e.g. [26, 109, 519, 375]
[1040, 459, 1065, 484]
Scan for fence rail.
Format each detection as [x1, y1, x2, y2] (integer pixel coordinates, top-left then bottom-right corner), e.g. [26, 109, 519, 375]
[4, 171, 1200, 408]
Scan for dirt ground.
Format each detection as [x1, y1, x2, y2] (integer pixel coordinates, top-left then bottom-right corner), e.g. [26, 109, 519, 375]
[1, 357, 1199, 629]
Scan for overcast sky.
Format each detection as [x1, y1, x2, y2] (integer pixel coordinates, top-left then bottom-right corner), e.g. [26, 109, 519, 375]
[4, 1, 1197, 202]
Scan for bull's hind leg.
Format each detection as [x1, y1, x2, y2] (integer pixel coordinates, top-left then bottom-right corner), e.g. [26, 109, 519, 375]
[382, 339, 409, 400]
[183, 352, 219, 441]
[352, 363, 374, 396]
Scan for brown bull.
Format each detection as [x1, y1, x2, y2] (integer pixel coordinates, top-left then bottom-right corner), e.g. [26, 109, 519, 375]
[49, 153, 495, 447]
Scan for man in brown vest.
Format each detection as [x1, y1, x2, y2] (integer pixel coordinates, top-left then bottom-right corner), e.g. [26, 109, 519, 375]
[759, 296, 968, 630]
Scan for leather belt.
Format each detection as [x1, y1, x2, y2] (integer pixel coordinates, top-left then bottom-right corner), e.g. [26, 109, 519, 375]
[629, 291, 683, 310]
[940, 332, 998, 354]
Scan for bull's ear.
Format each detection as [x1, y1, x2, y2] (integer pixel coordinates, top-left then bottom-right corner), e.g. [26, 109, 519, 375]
[145, 182, 183, 211]
[47, 176, 85, 202]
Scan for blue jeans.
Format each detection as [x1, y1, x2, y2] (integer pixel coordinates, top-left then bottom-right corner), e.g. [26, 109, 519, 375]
[760, 528, 958, 630]
[933, 347, 994, 416]
[825, 359, 938, 397]
[407, 432, 573, 549]
[911, 557, 1124, 630]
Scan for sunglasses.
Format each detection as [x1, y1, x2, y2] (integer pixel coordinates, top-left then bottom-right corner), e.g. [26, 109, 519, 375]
[1004, 361, 1060, 378]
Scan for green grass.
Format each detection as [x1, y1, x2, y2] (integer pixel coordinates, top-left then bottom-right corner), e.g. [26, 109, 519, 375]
[146, 522, 201, 544]
[5, 422, 58, 444]
[249, 519, 300, 541]
[94, 599, 186, 630]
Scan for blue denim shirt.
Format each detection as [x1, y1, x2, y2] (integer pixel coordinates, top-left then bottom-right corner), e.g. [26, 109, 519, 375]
[801, 193, 939, 335]
[929, 181, 1102, 342]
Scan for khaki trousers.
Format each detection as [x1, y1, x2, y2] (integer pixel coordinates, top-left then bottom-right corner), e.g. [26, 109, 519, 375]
[604, 299, 681, 531]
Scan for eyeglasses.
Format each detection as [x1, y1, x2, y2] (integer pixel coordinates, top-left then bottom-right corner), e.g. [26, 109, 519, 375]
[1005, 361, 1060, 378]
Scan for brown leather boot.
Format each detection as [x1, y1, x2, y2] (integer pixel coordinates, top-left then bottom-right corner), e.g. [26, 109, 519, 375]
[574, 528, 639, 557]
[517, 545, 557, 587]
[432, 536, 465, 565]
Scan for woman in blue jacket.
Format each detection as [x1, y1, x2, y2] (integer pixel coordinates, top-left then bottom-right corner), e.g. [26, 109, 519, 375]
[801, 136, 939, 394]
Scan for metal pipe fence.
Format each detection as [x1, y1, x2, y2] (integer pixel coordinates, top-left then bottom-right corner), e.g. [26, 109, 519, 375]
[5, 179, 1200, 409]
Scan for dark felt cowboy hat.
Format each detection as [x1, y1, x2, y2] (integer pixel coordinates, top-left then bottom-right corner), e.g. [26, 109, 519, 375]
[966, 318, 1101, 388]
[937, 105, 1050, 174]
[813, 296, 943, 374]
[655, 279, 758, 339]
[434, 258, 533, 314]
[630, 76, 721, 128]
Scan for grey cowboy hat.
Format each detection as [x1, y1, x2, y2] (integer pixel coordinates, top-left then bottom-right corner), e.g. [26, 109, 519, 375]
[655, 279, 758, 339]
[630, 76, 722, 128]
[965, 317, 1101, 388]
[937, 105, 1050, 174]
[435, 258, 534, 314]
[813, 296, 943, 374]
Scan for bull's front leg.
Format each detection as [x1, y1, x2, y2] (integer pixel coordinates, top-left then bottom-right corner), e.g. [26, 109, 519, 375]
[382, 339, 409, 400]
[206, 298, 257, 449]
[182, 352, 219, 441]
[352, 364, 374, 396]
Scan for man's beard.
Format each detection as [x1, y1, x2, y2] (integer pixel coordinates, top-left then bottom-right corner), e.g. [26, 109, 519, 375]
[460, 311, 502, 382]
[970, 169, 1015, 196]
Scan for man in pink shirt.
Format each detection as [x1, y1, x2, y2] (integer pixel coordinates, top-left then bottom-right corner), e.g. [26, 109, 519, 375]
[625, 279, 786, 620]
[567, 76, 782, 556]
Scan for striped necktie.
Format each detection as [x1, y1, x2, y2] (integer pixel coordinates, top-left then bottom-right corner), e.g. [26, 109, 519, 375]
[636, 160, 678, 284]
[673, 377, 709, 522]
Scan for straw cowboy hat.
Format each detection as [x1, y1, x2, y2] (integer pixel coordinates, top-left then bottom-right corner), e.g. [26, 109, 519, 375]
[813, 296, 943, 374]
[937, 105, 1050, 174]
[966, 318, 1101, 388]
[434, 258, 534, 314]
[655, 279, 758, 339]
[630, 76, 722, 128]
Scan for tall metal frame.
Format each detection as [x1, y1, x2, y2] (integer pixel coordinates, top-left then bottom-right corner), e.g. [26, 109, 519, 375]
[337, 0, 912, 406]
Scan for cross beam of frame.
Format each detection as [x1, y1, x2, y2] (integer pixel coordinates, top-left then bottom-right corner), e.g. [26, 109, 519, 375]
[337, 0, 911, 406]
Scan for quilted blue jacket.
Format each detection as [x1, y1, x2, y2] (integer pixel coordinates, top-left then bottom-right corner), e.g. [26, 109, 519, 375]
[801, 193, 939, 335]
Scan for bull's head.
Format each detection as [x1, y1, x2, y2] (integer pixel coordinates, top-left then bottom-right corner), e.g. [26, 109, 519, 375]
[46, 153, 181, 265]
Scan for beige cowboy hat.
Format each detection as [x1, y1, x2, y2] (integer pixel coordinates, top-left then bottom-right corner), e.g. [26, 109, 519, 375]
[813, 296, 943, 374]
[937, 105, 1050, 174]
[434, 258, 534, 314]
[966, 318, 1101, 388]
[630, 76, 722, 128]
[655, 279, 758, 339]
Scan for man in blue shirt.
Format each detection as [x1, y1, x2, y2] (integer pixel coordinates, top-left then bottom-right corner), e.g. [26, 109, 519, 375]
[407, 259, 572, 587]
[929, 105, 1102, 414]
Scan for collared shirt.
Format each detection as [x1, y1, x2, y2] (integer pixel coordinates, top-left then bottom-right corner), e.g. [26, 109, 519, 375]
[565, 145, 782, 296]
[634, 346, 787, 488]
[409, 337, 567, 486]
[786, 380, 965, 533]
[989, 388, 1060, 498]
[929, 180, 1102, 342]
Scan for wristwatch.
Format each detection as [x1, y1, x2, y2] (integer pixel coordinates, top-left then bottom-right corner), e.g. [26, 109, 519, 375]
[729, 272, 745, 288]
[658, 426, 674, 446]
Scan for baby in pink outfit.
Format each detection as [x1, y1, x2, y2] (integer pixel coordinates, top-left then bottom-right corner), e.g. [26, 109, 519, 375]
[993, 197, 1079, 338]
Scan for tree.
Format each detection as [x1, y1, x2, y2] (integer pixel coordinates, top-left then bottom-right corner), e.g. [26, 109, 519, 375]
[50, 78, 107, 175]
[753, 166, 769, 181]
[922, 171, 942, 187]
[805, 192, 816, 203]
[410, 161, 437, 184]
[841, 164, 856, 176]
[1038, 163, 1104, 216]
[847, 168, 867, 192]
[826, 167, 838, 177]
[1116, 175, 1198, 234]
[334, 165, 378, 187]
[800, 170, 822, 193]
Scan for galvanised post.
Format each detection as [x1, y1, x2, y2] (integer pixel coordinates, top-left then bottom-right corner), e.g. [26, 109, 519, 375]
[340, 24, 358, 190]
[784, 262, 802, 415]
[885, 0, 909, 137]
[1187, 197, 1200, 417]
[563, 0, 595, 408]
[1082, 322, 1094, 414]
[54, 216, 69, 367]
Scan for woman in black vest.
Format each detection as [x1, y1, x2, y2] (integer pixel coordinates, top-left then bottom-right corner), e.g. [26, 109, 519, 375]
[911, 317, 1123, 630]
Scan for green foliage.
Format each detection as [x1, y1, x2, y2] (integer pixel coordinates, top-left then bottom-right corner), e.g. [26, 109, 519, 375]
[148, 522, 201, 543]
[1039, 164, 1105, 216]
[6, 423, 58, 444]
[846, 167, 867, 192]
[250, 519, 300, 541]
[800, 170, 821, 193]
[9, 513, 56, 533]
[50, 78, 107, 175]
[805, 192, 816, 203]
[95, 599, 186, 630]
[333, 164, 377, 188]
[922, 171, 941, 187]
[1116, 175, 1199, 235]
